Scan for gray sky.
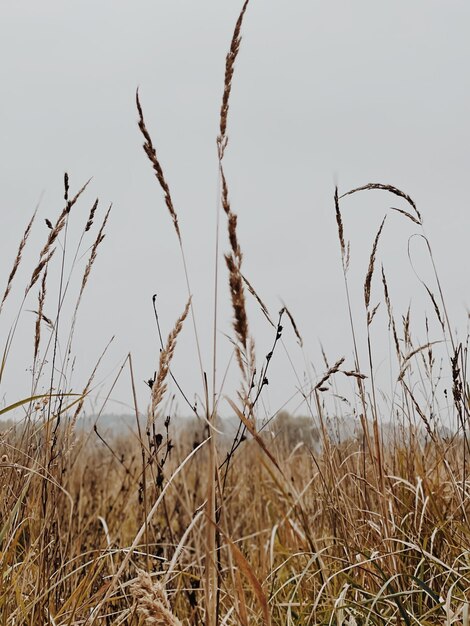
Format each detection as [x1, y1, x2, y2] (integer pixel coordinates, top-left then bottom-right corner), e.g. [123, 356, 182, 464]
[1, 1, 469, 421]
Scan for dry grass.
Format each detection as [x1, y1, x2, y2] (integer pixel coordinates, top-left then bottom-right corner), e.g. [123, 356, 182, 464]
[1, 415, 470, 624]
[1, 3, 469, 626]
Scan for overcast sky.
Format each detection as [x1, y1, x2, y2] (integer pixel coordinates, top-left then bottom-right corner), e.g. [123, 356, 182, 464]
[1, 1, 469, 421]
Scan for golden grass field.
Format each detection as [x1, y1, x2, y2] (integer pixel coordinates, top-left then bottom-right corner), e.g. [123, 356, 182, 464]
[1, 2, 469, 624]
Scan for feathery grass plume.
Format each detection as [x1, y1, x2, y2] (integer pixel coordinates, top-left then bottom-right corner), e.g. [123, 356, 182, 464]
[211, 17, 254, 606]
[315, 356, 345, 390]
[281, 302, 303, 347]
[342, 369, 367, 380]
[340, 182, 422, 224]
[67, 176, 92, 211]
[0, 210, 36, 314]
[37, 208, 65, 261]
[136, 90, 181, 243]
[64, 171, 69, 202]
[130, 570, 182, 626]
[381, 265, 401, 360]
[367, 301, 381, 326]
[27, 248, 55, 293]
[77, 205, 111, 307]
[320, 343, 330, 368]
[220, 169, 249, 354]
[225, 253, 248, 351]
[334, 186, 349, 272]
[149, 297, 191, 428]
[364, 216, 386, 311]
[424, 285, 445, 330]
[216, 1, 252, 384]
[390, 206, 422, 225]
[39, 177, 90, 261]
[451, 344, 463, 409]
[217, 0, 250, 157]
[403, 305, 411, 348]
[29, 177, 91, 294]
[241, 273, 274, 327]
[221, 169, 241, 260]
[398, 341, 441, 381]
[85, 198, 99, 232]
[407, 234, 446, 331]
[34, 267, 48, 362]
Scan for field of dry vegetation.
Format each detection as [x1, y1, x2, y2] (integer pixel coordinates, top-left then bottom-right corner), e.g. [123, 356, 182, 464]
[1, 3, 469, 625]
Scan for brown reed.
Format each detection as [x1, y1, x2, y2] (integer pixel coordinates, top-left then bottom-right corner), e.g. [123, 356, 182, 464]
[215, 1, 252, 383]
[219, 164, 250, 353]
[136, 90, 181, 243]
[225, 253, 248, 351]
[218, 0, 250, 156]
[221, 169, 241, 262]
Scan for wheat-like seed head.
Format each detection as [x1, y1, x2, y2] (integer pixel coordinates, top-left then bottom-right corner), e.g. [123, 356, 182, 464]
[149, 298, 191, 428]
